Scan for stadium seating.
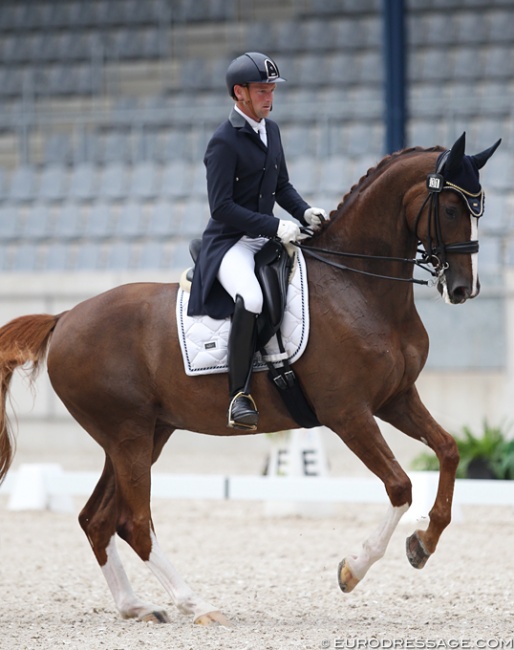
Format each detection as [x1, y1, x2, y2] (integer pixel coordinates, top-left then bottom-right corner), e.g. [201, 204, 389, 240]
[0, 0, 511, 277]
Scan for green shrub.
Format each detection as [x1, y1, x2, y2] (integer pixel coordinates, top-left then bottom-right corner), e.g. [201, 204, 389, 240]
[411, 420, 514, 480]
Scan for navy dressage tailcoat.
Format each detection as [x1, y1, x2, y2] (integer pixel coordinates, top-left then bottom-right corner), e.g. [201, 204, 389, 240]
[187, 108, 310, 319]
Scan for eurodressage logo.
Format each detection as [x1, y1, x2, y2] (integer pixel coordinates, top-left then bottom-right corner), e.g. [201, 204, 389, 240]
[320, 640, 514, 649]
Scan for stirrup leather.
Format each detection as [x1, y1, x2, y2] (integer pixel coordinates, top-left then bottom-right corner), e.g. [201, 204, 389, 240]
[228, 392, 259, 431]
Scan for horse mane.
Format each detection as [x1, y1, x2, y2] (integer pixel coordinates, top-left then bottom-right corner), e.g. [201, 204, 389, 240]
[326, 145, 446, 222]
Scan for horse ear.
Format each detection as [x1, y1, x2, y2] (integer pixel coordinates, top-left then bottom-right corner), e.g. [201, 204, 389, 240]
[471, 138, 502, 169]
[444, 132, 466, 178]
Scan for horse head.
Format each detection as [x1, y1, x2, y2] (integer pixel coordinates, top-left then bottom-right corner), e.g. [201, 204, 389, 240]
[414, 132, 501, 305]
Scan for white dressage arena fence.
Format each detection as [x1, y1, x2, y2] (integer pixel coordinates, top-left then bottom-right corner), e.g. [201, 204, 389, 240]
[1, 463, 513, 521]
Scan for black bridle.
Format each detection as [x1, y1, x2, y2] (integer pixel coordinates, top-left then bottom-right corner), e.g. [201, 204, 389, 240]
[298, 171, 479, 287]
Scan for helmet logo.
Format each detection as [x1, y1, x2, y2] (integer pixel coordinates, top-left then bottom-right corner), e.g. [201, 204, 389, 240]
[264, 58, 280, 81]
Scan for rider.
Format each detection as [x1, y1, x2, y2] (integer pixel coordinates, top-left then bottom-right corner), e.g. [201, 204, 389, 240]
[187, 51, 327, 431]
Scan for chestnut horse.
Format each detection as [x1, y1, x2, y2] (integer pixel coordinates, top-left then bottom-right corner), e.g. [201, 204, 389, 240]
[0, 133, 500, 626]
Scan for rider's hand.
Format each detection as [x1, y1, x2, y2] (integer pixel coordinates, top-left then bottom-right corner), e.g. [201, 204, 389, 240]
[304, 207, 328, 229]
[277, 219, 301, 243]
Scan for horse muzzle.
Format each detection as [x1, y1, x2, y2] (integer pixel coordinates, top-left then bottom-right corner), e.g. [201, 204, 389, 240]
[437, 269, 480, 304]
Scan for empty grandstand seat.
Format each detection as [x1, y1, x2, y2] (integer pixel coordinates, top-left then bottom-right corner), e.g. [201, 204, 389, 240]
[244, 22, 277, 54]
[97, 164, 129, 201]
[295, 54, 329, 87]
[318, 155, 355, 196]
[99, 131, 133, 165]
[480, 151, 513, 192]
[0, 204, 22, 240]
[147, 200, 178, 237]
[12, 242, 41, 272]
[272, 21, 306, 54]
[24, 203, 54, 239]
[106, 241, 134, 269]
[170, 242, 196, 270]
[478, 236, 503, 273]
[128, 162, 160, 200]
[38, 165, 69, 202]
[487, 9, 514, 43]
[303, 19, 337, 52]
[84, 202, 115, 238]
[482, 46, 514, 79]
[54, 202, 85, 238]
[178, 199, 209, 237]
[42, 134, 74, 165]
[280, 123, 318, 159]
[326, 52, 361, 86]
[44, 242, 71, 271]
[159, 161, 195, 199]
[115, 201, 145, 237]
[75, 242, 105, 270]
[288, 156, 320, 197]
[156, 130, 195, 163]
[138, 240, 168, 269]
[0, 243, 12, 271]
[408, 49, 451, 83]
[7, 165, 38, 203]
[69, 164, 99, 201]
[480, 194, 509, 233]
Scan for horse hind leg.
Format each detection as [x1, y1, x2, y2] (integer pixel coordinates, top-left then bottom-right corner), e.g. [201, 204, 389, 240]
[329, 413, 413, 593]
[79, 456, 171, 623]
[83, 426, 231, 626]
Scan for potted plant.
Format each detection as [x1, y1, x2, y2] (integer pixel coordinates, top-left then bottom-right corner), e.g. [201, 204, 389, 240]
[411, 420, 514, 480]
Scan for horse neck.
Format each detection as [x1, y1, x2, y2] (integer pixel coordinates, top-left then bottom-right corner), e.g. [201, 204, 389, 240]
[317, 152, 432, 260]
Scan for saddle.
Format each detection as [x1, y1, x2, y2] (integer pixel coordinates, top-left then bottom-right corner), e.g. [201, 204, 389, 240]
[188, 237, 292, 349]
[187, 238, 319, 428]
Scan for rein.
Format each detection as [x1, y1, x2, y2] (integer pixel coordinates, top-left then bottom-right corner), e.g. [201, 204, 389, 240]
[297, 168, 479, 287]
[297, 242, 435, 286]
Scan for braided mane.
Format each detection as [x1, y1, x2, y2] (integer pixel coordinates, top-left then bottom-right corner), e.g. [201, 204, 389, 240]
[331, 145, 445, 218]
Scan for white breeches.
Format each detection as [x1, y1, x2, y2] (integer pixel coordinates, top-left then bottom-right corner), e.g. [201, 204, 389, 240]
[217, 235, 268, 315]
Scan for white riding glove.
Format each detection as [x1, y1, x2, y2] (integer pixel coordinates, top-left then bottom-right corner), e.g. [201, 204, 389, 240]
[304, 207, 328, 229]
[276, 219, 301, 243]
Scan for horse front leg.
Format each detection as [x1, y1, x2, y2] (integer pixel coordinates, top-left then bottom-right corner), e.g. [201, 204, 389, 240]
[377, 386, 460, 569]
[338, 502, 409, 592]
[329, 413, 413, 593]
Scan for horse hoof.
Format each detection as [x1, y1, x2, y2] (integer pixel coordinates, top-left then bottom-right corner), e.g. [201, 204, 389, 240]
[140, 610, 171, 624]
[338, 558, 360, 593]
[194, 610, 232, 627]
[406, 531, 431, 569]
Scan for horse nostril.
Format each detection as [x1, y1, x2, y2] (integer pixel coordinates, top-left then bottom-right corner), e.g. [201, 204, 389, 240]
[452, 286, 470, 303]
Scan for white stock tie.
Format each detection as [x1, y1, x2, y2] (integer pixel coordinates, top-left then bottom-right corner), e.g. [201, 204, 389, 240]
[257, 121, 267, 146]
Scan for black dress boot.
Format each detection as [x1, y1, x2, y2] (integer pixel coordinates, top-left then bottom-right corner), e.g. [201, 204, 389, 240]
[227, 295, 259, 430]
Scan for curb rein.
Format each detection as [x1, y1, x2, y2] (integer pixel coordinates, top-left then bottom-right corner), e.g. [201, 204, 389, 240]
[297, 169, 479, 287]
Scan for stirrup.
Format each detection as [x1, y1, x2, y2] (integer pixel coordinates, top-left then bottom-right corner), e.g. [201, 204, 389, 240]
[227, 392, 259, 431]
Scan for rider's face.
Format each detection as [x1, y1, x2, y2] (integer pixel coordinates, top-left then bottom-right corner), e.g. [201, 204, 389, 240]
[235, 83, 276, 121]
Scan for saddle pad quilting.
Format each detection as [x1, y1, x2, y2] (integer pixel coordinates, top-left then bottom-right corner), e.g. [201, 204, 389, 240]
[177, 249, 309, 376]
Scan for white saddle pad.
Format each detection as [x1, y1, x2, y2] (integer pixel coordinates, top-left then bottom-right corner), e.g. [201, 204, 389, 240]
[176, 249, 310, 376]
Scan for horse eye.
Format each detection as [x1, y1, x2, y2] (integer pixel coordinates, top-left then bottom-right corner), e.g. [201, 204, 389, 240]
[445, 206, 457, 219]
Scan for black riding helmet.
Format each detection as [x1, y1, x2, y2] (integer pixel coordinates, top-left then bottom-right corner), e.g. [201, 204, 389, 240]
[226, 52, 286, 99]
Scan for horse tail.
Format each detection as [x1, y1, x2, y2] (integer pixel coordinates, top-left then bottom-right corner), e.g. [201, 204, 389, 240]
[0, 313, 62, 484]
